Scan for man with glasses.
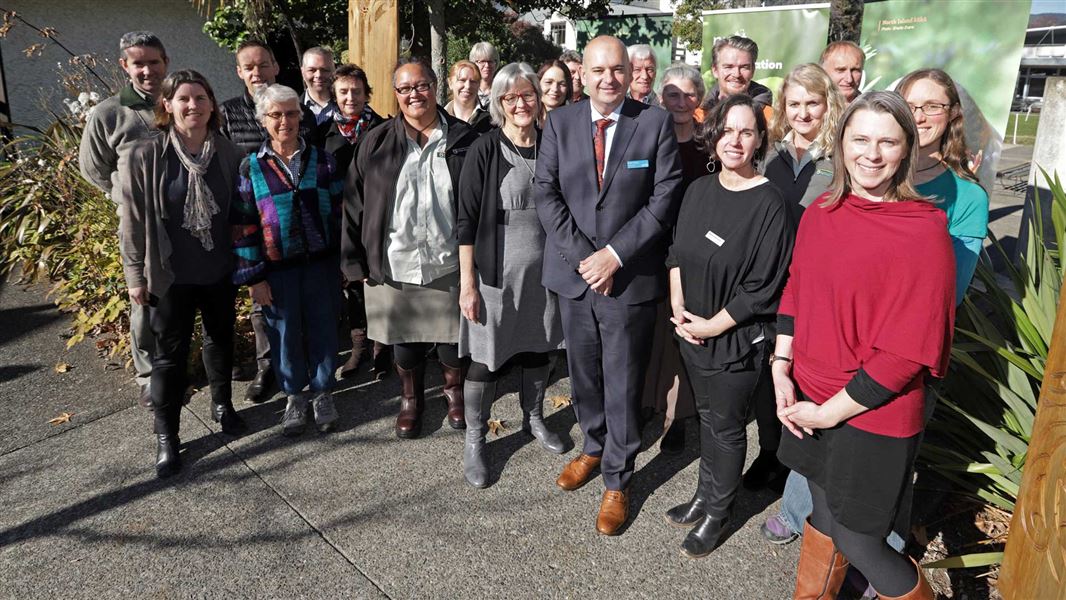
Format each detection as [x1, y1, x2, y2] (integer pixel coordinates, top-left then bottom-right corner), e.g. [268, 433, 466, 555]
[219, 39, 321, 403]
[341, 58, 480, 440]
[469, 42, 499, 109]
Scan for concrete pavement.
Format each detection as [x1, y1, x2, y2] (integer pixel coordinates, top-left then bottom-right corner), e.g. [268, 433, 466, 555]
[0, 279, 798, 599]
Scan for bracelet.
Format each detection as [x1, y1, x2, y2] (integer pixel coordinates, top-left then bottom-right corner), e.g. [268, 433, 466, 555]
[769, 354, 793, 367]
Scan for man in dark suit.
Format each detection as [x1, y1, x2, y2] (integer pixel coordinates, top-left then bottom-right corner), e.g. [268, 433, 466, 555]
[534, 35, 682, 536]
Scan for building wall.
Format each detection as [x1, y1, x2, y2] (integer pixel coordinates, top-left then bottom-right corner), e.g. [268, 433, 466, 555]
[1, 0, 244, 130]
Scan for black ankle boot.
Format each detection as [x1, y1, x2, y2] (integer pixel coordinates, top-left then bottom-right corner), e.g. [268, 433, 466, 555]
[680, 514, 728, 558]
[156, 434, 182, 478]
[664, 495, 707, 528]
[212, 401, 249, 436]
[244, 367, 274, 404]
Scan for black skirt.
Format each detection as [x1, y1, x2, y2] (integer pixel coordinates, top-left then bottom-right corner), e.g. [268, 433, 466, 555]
[776, 391, 922, 537]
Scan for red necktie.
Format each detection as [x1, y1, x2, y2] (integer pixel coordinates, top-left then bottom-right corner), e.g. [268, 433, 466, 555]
[594, 117, 613, 189]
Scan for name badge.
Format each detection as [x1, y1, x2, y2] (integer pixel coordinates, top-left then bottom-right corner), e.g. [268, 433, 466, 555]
[705, 230, 725, 246]
[436, 149, 447, 158]
[626, 159, 649, 169]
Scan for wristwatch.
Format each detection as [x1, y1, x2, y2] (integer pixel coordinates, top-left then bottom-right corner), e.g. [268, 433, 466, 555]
[769, 354, 793, 367]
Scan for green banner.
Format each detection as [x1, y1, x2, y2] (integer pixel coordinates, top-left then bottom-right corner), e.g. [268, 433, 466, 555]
[701, 4, 831, 98]
[576, 14, 675, 91]
[860, 0, 1031, 136]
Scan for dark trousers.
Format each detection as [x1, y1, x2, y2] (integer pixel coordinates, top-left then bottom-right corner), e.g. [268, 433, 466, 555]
[250, 302, 271, 371]
[558, 290, 656, 491]
[149, 278, 237, 436]
[344, 280, 367, 331]
[752, 348, 781, 456]
[681, 349, 766, 518]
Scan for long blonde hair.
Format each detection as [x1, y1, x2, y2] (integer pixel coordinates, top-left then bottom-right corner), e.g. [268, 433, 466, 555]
[823, 91, 925, 207]
[769, 63, 845, 153]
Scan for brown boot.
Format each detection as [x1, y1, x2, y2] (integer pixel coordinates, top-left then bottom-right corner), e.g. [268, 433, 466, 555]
[439, 361, 466, 430]
[395, 363, 425, 439]
[875, 558, 934, 600]
[793, 520, 849, 600]
[340, 328, 368, 379]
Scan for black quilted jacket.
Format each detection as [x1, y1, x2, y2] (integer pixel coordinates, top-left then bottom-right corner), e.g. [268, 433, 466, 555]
[219, 91, 323, 155]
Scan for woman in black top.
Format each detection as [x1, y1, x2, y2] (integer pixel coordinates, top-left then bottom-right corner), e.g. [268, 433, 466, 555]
[321, 64, 390, 380]
[118, 70, 248, 478]
[664, 94, 794, 557]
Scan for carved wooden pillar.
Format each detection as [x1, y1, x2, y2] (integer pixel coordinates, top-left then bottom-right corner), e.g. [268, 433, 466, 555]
[1000, 78, 1066, 599]
[349, 0, 398, 118]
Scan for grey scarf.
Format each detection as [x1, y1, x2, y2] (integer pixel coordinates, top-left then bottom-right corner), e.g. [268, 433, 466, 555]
[168, 128, 219, 250]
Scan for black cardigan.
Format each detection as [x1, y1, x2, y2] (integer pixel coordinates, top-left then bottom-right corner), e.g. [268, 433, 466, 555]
[322, 108, 386, 178]
[341, 108, 479, 283]
[456, 128, 540, 287]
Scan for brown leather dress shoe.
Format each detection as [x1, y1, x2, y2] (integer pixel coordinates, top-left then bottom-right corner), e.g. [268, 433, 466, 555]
[556, 453, 601, 491]
[596, 489, 629, 536]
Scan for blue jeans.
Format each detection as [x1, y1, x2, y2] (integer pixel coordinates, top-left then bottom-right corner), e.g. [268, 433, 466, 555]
[261, 259, 340, 396]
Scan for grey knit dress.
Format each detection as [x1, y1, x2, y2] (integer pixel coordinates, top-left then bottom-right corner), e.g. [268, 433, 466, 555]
[458, 142, 564, 371]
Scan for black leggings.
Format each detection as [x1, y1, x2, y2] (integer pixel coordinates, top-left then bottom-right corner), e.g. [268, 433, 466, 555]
[466, 352, 550, 382]
[808, 480, 917, 596]
[392, 342, 462, 370]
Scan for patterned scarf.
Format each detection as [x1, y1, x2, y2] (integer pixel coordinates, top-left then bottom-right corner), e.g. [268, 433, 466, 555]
[335, 105, 374, 144]
[168, 127, 219, 251]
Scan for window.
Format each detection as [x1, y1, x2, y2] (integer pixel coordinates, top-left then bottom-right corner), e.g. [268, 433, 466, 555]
[551, 22, 566, 46]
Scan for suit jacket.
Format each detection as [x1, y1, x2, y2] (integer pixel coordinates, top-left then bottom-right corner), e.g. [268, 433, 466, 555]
[534, 98, 682, 305]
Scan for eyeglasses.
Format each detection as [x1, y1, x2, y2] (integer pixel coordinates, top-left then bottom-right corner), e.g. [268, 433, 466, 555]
[501, 92, 537, 107]
[394, 81, 433, 96]
[263, 110, 302, 121]
[474, 60, 497, 67]
[908, 102, 951, 116]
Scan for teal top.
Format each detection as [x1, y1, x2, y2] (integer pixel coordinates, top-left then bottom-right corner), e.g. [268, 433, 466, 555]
[916, 169, 989, 306]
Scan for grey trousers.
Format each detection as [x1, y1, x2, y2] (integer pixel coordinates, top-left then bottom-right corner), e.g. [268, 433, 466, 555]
[129, 302, 155, 386]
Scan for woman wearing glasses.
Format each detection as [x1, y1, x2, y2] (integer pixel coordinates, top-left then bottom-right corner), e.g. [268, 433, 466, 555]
[456, 63, 568, 488]
[342, 58, 480, 439]
[469, 42, 500, 109]
[232, 84, 344, 437]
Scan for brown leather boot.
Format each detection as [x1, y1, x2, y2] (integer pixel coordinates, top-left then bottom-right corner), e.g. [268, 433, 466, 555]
[340, 328, 368, 379]
[439, 361, 466, 430]
[395, 363, 425, 439]
[875, 558, 934, 600]
[793, 520, 849, 599]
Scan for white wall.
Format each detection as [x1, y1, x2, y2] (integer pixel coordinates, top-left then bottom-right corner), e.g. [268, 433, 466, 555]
[1, 0, 243, 130]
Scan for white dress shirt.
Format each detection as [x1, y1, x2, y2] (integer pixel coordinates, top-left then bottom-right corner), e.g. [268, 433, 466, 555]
[589, 101, 625, 267]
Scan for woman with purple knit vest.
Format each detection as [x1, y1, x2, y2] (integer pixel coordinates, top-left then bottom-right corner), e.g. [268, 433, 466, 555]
[232, 84, 344, 437]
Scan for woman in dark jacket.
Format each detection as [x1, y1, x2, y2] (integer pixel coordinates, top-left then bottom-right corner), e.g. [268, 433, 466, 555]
[320, 63, 389, 381]
[118, 70, 247, 478]
[341, 58, 480, 440]
[456, 63, 567, 489]
[232, 84, 344, 438]
[665, 94, 794, 558]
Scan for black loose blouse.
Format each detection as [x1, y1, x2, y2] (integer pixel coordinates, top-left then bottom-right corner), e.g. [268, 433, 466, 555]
[666, 174, 794, 368]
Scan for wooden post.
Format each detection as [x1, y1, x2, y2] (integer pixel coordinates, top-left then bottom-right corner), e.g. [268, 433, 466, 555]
[349, 0, 399, 118]
[1000, 282, 1066, 598]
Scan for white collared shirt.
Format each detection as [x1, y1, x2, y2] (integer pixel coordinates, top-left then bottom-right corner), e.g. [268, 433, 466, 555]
[589, 101, 623, 166]
[588, 101, 625, 267]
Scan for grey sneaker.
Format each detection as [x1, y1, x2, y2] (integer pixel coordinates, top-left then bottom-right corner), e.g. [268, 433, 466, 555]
[281, 394, 308, 437]
[312, 391, 338, 433]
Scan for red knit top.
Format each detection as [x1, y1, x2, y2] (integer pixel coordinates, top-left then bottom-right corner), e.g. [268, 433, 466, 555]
[778, 193, 956, 438]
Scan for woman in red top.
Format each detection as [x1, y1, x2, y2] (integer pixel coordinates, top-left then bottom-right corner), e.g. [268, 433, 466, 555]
[773, 91, 954, 599]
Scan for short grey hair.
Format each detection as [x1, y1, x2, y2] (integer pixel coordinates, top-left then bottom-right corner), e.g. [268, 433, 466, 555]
[488, 62, 540, 127]
[254, 84, 301, 122]
[119, 31, 166, 60]
[301, 46, 335, 67]
[627, 44, 655, 65]
[660, 62, 705, 104]
[711, 36, 758, 66]
[469, 42, 499, 63]
[559, 49, 582, 65]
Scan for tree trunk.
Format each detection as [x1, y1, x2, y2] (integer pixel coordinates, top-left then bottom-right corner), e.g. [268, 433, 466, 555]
[828, 0, 864, 43]
[273, 0, 305, 60]
[427, 0, 448, 105]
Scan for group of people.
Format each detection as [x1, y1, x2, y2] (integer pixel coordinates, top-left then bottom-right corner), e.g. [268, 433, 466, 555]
[79, 28, 989, 600]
